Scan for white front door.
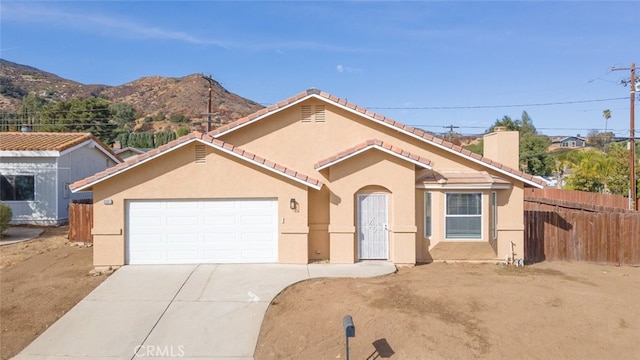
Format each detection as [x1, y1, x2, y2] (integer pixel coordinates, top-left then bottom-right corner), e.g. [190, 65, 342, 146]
[357, 194, 389, 260]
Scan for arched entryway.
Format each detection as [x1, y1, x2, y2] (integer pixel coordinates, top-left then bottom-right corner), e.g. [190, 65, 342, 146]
[356, 186, 391, 260]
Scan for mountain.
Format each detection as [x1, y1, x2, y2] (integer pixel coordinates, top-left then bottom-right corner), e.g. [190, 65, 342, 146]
[0, 59, 264, 128]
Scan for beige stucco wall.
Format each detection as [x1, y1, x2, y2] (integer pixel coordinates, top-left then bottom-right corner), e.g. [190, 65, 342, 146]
[90, 97, 528, 266]
[218, 99, 526, 263]
[414, 184, 525, 262]
[483, 130, 519, 169]
[323, 150, 417, 264]
[91, 142, 311, 266]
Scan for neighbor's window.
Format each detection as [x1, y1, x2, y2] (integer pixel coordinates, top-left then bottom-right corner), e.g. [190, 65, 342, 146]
[445, 193, 482, 239]
[491, 192, 497, 239]
[424, 192, 432, 237]
[1, 175, 35, 201]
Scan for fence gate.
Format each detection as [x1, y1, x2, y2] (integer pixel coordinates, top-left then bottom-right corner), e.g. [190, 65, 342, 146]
[68, 203, 93, 242]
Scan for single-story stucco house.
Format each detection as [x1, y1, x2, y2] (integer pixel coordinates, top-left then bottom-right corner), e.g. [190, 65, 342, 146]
[71, 89, 545, 267]
[112, 140, 151, 160]
[0, 132, 121, 225]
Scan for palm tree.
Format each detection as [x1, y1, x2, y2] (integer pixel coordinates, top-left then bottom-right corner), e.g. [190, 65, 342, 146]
[602, 109, 612, 151]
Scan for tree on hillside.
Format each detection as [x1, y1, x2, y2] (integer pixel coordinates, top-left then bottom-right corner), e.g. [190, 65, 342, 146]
[176, 125, 191, 137]
[586, 129, 614, 151]
[109, 102, 137, 128]
[468, 111, 552, 176]
[39, 97, 116, 143]
[520, 135, 553, 175]
[20, 93, 45, 125]
[155, 130, 177, 147]
[563, 142, 639, 196]
[564, 149, 608, 193]
[127, 132, 154, 148]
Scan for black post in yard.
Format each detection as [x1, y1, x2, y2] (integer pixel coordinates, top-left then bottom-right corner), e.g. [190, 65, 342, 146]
[343, 315, 355, 360]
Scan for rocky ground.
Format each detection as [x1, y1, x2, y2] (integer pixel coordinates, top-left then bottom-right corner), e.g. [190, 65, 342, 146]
[256, 261, 640, 360]
[0, 226, 107, 359]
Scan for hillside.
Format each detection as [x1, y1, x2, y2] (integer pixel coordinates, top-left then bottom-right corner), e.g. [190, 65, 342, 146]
[0, 59, 263, 128]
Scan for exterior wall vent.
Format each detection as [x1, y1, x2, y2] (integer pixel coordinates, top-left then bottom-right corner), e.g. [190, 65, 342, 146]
[314, 105, 325, 122]
[301, 105, 312, 122]
[195, 144, 206, 163]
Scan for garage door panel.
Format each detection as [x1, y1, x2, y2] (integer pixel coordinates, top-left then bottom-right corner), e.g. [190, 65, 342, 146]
[167, 250, 201, 262]
[241, 215, 275, 225]
[166, 233, 199, 244]
[127, 199, 278, 264]
[129, 234, 162, 244]
[129, 250, 164, 264]
[202, 232, 236, 243]
[131, 201, 163, 210]
[166, 215, 199, 226]
[240, 200, 275, 209]
[203, 215, 237, 225]
[129, 215, 163, 227]
[203, 201, 235, 209]
[241, 249, 276, 261]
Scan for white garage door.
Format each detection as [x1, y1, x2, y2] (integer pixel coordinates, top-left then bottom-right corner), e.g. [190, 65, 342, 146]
[126, 199, 278, 264]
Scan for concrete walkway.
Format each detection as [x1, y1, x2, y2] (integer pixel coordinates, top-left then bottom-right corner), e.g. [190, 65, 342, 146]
[13, 262, 395, 360]
[0, 227, 44, 246]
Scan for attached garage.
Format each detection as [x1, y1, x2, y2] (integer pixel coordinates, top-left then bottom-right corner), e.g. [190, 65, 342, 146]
[126, 199, 278, 264]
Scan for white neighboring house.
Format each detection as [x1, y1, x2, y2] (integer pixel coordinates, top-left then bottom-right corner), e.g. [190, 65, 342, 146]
[0, 132, 122, 225]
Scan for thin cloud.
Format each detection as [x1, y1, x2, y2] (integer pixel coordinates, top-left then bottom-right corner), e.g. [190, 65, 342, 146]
[256, 41, 379, 54]
[0, 3, 227, 46]
[336, 64, 362, 73]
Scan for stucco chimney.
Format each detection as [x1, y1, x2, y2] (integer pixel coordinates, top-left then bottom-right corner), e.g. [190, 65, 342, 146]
[113, 140, 122, 150]
[483, 128, 519, 169]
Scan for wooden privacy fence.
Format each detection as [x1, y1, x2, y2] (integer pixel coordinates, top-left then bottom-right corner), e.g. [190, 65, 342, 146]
[68, 203, 93, 242]
[524, 193, 640, 266]
[525, 187, 638, 210]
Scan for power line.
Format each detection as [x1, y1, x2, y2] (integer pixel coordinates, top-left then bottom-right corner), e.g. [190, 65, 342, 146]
[366, 97, 628, 110]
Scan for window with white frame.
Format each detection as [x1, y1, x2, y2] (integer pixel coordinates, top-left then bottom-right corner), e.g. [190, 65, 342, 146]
[1, 175, 35, 201]
[491, 192, 497, 239]
[445, 193, 482, 239]
[424, 192, 432, 237]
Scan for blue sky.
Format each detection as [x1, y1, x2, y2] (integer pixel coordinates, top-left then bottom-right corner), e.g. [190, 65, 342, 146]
[1, 1, 638, 136]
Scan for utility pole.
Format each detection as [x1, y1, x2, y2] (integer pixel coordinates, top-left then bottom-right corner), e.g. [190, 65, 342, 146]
[443, 124, 460, 142]
[201, 74, 214, 132]
[612, 63, 637, 211]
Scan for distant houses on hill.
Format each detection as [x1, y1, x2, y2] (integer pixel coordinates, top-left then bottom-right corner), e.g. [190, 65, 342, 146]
[548, 135, 586, 152]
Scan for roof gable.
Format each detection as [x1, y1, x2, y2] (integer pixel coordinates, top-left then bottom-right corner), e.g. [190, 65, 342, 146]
[0, 132, 121, 163]
[315, 139, 432, 171]
[209, 89, 545, 188]
[70, 132, 322, 192]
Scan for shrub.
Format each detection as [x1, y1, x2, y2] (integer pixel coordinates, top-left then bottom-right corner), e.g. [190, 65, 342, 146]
[169, 114, 189, 124]
[0, 203, 12, 237]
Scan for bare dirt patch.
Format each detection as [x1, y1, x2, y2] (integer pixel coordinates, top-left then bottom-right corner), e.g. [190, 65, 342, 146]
[0, 227, 106, 359]
[255, 262, 640, 360]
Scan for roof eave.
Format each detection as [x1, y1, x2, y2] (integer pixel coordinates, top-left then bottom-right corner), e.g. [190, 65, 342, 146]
[316, 145, 432, 171]
[210, 90, 545, 188]
[71, 137, 323, 193]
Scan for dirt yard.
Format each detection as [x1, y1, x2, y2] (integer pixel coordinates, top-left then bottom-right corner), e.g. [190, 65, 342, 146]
[0, 226, 106, 360]
[255, 261, 640, 360]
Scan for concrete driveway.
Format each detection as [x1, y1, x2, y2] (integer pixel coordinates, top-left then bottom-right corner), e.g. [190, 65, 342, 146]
[13, 262, 395, 360]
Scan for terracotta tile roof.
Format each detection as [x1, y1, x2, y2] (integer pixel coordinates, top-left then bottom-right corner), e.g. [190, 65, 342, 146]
[0, 131, 121, 161]
[2, 132, 87, 151]
[210, 89, 546, 188]
[417, 170, 511, 186]
[314, 139, 432, 170]
[70, 132, 322, 192]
